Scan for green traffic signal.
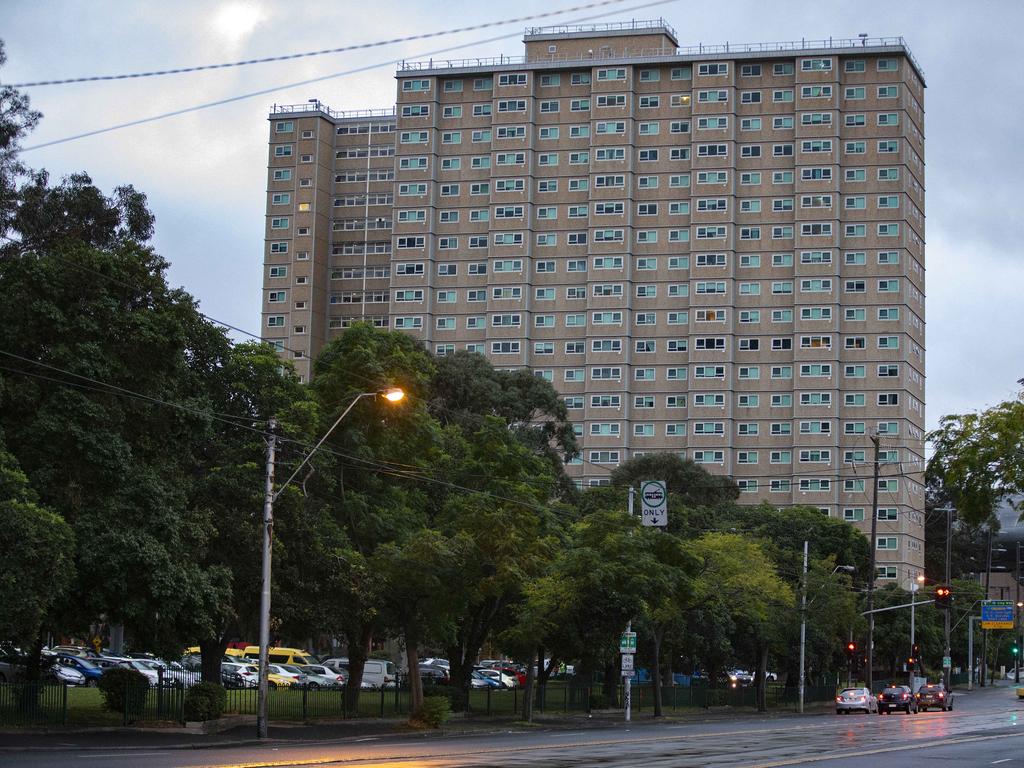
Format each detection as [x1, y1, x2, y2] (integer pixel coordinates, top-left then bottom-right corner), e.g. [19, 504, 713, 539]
[1013, 645, 1020, 656]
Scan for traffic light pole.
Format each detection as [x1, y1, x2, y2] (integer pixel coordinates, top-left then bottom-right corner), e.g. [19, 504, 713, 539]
[943, 505, 952, 691]
[866, 435, 881, 694]
[981, 526, 993, 687]
[909, 583, 916, 689]
[1017, 542, 1021, 685]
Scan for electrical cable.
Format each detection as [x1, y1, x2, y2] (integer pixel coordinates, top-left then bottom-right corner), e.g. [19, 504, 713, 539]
[20, 0, 678, 152]
[10, 0, 639, 88]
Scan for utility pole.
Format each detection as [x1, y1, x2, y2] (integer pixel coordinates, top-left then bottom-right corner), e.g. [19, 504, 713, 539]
[981, 526, 993, 687]
[624, 485, 635, 723]
[943, 505, 953, 691]
[256, 419, 278, 740]
[866, 434, 881, 693]
[799, 540, 808, 714]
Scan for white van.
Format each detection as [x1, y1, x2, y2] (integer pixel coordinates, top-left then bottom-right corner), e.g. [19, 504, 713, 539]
[323, 657, 396, 689]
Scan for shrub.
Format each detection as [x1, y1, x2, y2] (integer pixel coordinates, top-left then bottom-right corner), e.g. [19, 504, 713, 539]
[589, 692, 611, 710]
[97, 667, 149, 713]
[184, 682, 227, 721]
[411, 695, 451, 728]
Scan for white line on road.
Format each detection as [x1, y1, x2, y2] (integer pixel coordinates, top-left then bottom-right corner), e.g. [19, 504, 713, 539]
[78, 753, 173, 759]
[991, 760, 1011, 764]
[354, 738, 379, 742]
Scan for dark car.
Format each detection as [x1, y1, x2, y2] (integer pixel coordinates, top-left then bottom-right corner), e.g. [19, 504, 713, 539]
[916, 683, 953, 711]
[878, 685, 917, 714]
[419, 664, 450, 685]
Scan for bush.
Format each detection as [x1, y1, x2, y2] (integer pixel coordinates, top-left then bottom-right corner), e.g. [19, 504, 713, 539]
[589, 692, 612, 710]
[184, 682, 227, 722]
[97, 667, 149, 713]
[411, 695, 451, 728]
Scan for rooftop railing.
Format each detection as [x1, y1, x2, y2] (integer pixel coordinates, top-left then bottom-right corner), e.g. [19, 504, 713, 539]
[269, 103, 396, 120]
[398, 35, 923, 79]
[524, 18, 677, 39]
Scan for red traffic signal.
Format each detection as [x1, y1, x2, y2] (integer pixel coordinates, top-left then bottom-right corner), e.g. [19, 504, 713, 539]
[845, 641, 857, 660]
[934, 585, 952, 609]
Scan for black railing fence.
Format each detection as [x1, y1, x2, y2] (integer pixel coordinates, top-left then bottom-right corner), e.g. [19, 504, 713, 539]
[0, 678, 840, 727]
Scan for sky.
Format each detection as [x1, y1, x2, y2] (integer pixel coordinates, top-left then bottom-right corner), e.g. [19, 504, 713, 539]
[3, 0, 1023, 432]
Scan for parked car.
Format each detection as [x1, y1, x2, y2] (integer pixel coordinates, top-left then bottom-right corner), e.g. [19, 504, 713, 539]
[835, 687, 877, 714]
[0, 653, 28, 683]
[419, 664, 450, 685]
[243, 646, 316, 666]
[44, 660, 86, 686]
[56, 654, 104, 686]
[471, 670, 501, 689]
[916, 683, 953, 711]
[878, 685, 917, 714]
[221, 663, 260, 688]
[422, 657, 449, 670]
[496, 666, 527, 687]
[476, 668, 517, 688]
[299, 664, 346, 689]
[269, 664, 307, 685]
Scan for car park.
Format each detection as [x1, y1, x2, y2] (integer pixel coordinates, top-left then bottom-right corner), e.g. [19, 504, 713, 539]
[835, 687, 877, 714]
[916, 683, 953, 711]
[878, 685, 917, 714]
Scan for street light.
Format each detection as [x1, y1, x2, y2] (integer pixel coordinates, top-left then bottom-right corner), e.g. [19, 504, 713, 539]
[799, 540, 854, 714]
[256, 387, 405, 739]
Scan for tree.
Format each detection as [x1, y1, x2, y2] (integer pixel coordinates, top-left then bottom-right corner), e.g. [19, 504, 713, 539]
[183, 342, 316, 682]
[0, 440, 75, 667]
[304, 323, 439, 711]
[0, 40, 41, 239]
[927, 397, 1024, 527]
[0, 170, 246, 659]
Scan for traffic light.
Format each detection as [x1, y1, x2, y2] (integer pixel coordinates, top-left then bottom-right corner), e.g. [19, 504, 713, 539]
[846, 641, 857, 661]
[934, 585, 952, 609]
[1013, 643, 1020, 657]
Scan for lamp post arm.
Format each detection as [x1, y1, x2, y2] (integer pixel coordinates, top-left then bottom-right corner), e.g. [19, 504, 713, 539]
[272, 391, 375, 501]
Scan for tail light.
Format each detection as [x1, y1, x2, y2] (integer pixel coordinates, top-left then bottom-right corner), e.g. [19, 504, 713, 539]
[901, 694, 908, 699]
[878, 694, 884, 700]
[835, 697, 842, 702]
[938, 692, 945, 698]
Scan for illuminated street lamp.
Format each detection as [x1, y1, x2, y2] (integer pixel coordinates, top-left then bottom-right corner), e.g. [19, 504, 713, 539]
[256, 387, 405, 738]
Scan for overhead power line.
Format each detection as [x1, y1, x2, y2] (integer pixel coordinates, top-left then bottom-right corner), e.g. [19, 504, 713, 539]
[10, 0, 637, 88]
[20, 0, 678, 152]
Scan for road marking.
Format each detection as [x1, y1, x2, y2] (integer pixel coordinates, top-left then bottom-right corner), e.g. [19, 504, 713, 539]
[748, 731, 1024, 767]
[992, 760, 1011, 764]
[78, 753, 173, 759]
[354, 738, 379, 742]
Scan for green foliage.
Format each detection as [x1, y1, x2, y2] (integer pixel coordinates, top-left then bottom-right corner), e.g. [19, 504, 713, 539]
[0, 443, 75, 646]
[97, 667, 148, 713]
[927, 398, 1024, 526]
[410, 695, 451, 728]
[589, 692, 612, 710]
[183, 682, 227, 722]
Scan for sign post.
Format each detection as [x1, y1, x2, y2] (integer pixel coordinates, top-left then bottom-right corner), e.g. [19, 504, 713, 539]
[620, 629, 636, 722]
[640, 479, 668, 527]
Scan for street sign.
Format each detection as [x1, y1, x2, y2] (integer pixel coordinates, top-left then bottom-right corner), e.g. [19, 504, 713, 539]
[982, 599, 1015, 630]
[619, 631, 637, 654]
[942, 656, 952, 669]
[640, 479, 668, 527]
[621, 653, 634, 675]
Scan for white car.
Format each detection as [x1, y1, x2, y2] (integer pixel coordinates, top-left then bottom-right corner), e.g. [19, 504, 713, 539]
[476, 668, 517, 688]
[48, 663, 85, 686]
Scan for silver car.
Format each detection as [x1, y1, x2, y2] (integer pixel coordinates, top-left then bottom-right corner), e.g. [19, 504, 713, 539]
[300, 664, 346, 689]
[835, 687, 878, 714]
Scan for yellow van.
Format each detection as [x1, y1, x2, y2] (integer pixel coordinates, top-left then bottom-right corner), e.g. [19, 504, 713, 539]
[242, 646, 316, 666]
[184, 646, 245, 658]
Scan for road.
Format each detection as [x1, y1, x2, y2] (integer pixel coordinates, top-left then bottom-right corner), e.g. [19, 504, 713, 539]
[6, 685, 1024, 767]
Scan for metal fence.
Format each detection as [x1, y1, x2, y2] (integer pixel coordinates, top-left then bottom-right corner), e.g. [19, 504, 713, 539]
[0, 679, 841, 727]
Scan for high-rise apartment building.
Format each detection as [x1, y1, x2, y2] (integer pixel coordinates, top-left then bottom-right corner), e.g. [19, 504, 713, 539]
[262, 21, 926, 585]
